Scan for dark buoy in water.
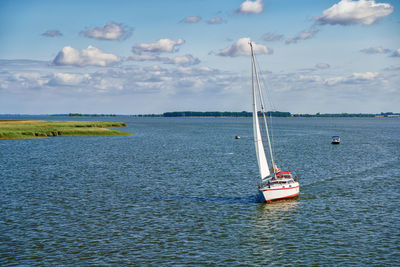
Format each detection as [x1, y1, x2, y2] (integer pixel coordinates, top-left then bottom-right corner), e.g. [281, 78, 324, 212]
[235, 135, 241, 139]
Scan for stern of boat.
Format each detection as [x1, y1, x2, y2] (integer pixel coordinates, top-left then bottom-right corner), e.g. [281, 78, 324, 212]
[259, 182, 300, 202]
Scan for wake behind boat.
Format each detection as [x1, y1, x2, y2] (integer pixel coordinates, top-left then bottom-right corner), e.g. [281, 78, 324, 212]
[249, 42, 300, 203]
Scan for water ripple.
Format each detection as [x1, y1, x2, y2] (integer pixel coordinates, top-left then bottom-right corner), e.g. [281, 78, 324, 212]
[1, 117, 399, 265]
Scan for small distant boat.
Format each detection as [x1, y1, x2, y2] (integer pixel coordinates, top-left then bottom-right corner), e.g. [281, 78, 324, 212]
[331, 136, 340, 144]
[235, 135, 241, 139]
[249, 42, 300, 203]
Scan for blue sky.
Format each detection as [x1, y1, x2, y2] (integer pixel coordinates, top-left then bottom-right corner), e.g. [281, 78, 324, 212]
[0, 0, 399, 114]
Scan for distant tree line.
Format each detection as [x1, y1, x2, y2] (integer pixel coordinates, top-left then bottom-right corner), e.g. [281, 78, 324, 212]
[132, 114, 163, 117]
[69, 113, 117, 117]
[162, 111, 291, 117]
[293, 113, 375, 118]
[64, 111, 399, 118]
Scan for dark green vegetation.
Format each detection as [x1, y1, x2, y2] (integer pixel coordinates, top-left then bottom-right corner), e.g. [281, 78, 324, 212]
[68, 113, 117, 117]
[163, 111, 291, 117]
[4, 111, 399, 118]
[132, 111, 399, 118]
[0, 120, 130, 139]
[292, 113, 376, 117]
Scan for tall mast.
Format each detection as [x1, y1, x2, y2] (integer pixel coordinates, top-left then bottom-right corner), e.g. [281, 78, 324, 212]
[249, 42, 276, 177]
[250, 42, 270, 179]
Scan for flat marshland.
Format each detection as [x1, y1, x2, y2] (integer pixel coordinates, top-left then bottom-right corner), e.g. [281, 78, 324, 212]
[0, 120, 130, 139]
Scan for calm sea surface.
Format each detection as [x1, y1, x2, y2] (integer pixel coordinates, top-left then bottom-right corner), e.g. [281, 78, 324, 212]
[1, 116, 399, 265]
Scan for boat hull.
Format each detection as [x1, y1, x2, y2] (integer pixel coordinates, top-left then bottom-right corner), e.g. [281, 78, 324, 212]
[259, 185, 300, 202]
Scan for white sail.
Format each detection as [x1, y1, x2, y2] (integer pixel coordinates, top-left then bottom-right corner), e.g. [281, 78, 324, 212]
[252, 56, 270, 179]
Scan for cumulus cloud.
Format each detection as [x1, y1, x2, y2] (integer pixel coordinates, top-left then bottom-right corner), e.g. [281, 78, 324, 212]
[360, 46, 391, 54]
[181, 16, 202, 23]
[42, 30, 63, 37]
[53, 46, 120, 67]
[81, 21, 133, 40]
[285, 29, 319, 44]
[298, 74, 324, 83]
[128, 54, 160, 62]
[163, 55, 200, 66]
[3, 58, 399, 115]
[315, 0, 394, 26]
[207, 16, 225, 24]
[325, 72, 379, 85]
[10, 72, 48, 88]
[0, 60, 238, 101]
[315, 63, 330, 69]
[47, 73, 91, 86]
[83, 65, 231, 94]
[236, 0, 263, 14]
[277, 71, 380, 87]
[384, 65, 400, 71]
[128, 54, 200, 66]
[262, 33, 284, 42]
[391, 48, 400, 57]
[218, 38, 272, 57]
[132, 38, 185, 54]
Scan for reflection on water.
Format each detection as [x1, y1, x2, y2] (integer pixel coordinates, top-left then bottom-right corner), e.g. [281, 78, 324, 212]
[258, 199, 299, 214]
[254, 199, 299, 233]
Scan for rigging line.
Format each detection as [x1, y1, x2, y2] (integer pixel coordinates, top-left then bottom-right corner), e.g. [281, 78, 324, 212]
[253, 53, 277, 160]
[254, 55, 276, 111]
[251, 48, 276, 175]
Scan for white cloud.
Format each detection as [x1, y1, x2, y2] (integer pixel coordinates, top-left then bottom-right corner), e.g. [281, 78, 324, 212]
[315, 63, 330, 69]
[286, 30, 318, 44]
[298, 75, 324, 83]
[391, 48, 400, 57]
[325, 72, 379, 85]
[10, 72, 48, 87]
[360, 46, 391, 54]
[218, 38, 272, 57]
[273, 71, 380, 87]
[132, 38, 185, 54]
[162, 55, 200, 66]
[181, 16, 202, 23]
[384, 65, 400, 71]
[128, 54, 160, 62]
[2, 56, 399, 114]
[207, 16, 225, 24]
[12, 72, 42, 81]
[236, 0, 263, 14]
[92, 77, 124, 91]
[47, 73, 91, 86]
[315, 0, 394, 26]
[352, 72, 379, 80]
[42, 30, 62, 37]
[262, 33, 284, 42]
[53, 46, 120, 67]
[81, 21, 132, 40]
[128, 53, 200, 66]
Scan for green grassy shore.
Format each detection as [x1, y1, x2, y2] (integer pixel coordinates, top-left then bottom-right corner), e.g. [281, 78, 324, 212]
[0, 120, 131, 139]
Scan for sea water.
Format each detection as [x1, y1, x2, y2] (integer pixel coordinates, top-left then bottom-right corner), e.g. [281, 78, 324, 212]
[1, 116, 399, 265]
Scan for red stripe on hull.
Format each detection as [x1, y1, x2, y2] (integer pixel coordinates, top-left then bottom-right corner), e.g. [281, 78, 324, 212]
[261, 186, 299, 192]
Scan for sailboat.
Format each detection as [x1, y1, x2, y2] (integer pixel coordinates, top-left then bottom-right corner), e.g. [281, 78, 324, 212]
[249, 42, 300, 202]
